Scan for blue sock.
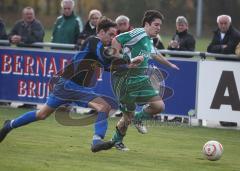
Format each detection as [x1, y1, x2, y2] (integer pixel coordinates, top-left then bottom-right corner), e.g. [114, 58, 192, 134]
[10, 111, 38, 129]
[93, 112, 108, 140]
[92, 135, 102, 145]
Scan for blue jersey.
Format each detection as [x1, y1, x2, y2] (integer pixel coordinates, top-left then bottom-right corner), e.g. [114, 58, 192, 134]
[47, 36, 116, 109]
[63, 36, 111, 87]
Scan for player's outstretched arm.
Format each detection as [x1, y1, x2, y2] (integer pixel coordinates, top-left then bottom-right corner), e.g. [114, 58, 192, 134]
[151, 53, 180, 70]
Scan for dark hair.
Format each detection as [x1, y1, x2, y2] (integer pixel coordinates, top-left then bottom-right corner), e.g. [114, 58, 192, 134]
[96, 16, 117, 33]
[142, 10, 164, 27]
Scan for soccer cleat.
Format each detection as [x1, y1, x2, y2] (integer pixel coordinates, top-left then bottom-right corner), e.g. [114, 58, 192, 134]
[114, 142, 129, 151]
[134, 121, 148, 134]
[91, 140, 115, 153]
[0, 120, 11, 143]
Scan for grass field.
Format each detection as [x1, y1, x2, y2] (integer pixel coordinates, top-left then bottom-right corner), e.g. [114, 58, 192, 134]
[0, 107, 240, 171]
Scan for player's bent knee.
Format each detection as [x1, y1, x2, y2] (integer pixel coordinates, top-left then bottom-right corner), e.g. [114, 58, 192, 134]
[157, 101, 165, 113]
[37, 113, 49, 120]
[151, 100, 165, 113]
[36, 110, 52, 120]
[98, 103, 112, 113]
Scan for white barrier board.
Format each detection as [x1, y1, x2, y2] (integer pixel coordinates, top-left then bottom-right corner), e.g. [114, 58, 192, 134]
[197, 60, 240, 122]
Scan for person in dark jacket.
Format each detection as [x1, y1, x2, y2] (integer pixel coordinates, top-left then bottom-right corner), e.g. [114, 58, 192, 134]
[168, 16, 195, 58]
[0, 19, 8, 40]
[8, 7, 44, 109]
[78, 9, 102, 45]
[208, 15, 240, 127]
[9, 7, 44, 46]
[207, 15, 240, 55]
[52, 0, 83, 44]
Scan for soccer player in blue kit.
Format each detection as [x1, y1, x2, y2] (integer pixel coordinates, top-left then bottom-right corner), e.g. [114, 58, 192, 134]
[0, 17, 143, 152]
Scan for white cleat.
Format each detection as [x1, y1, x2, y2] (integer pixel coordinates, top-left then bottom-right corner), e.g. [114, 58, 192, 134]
[134, 121, 148, 134]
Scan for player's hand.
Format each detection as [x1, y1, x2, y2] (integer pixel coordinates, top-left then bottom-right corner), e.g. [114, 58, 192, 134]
[128, 56, 144, 68]
[169, 40, 179, 48]
[11, 35, 21, 44]
[170, 63, 180, 70]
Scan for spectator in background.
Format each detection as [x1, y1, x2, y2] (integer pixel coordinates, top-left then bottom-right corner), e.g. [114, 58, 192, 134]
[167, 16, 195, 123]
[207, 15, 240, 127]
[78, 9, 102, 45]
[9, 7, 44, 46]
[52, 0, 83, 45]
[115, 15, 133, 35]
[168, 16, 195, 58]
[207, 15, 240, 56]
[0, 18, 8, 40]
[8, 7, 44, 109]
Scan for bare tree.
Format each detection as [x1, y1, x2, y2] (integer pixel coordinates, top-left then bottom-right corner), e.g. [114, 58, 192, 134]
[33, 0, 39, 14]
[0, 0, 6, 12]
[11, 0, 19, 11]
[46, 0, 51, 15]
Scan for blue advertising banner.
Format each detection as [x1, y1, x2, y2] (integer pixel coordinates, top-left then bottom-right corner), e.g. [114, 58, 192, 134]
[151, 59, 197, 116]
[0, 47, 197, 116]
[0, 47, 73, 103]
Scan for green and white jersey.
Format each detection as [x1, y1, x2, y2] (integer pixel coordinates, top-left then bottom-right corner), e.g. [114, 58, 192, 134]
[112, 28, 159, 105]
[116, 28, 155, 70]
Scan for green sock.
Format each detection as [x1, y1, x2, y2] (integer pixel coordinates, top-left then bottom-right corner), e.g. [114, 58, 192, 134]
[134, 109, 150, 122]
[112, 127, 125, 143]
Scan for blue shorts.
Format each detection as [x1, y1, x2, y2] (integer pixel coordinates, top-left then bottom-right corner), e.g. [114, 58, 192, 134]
[46, 78, 99, 109]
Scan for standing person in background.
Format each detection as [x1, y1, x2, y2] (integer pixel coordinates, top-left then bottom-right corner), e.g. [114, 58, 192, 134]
[52, 0, 83, 45]
[8, 6, 45, 109]
[168, 16, 195, 58]
[9, 7, 45, 46]
[0, 18, 8, 40]
[115, 15, 133, 35]
[167, 17, 195, 122]
[207, 15, 240, 56]
[207, 14, 240, 127]
[78, 9, 102, 45]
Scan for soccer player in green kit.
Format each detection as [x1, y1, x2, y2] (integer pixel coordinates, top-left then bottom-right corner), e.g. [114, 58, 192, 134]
[98, 10, 179, 151]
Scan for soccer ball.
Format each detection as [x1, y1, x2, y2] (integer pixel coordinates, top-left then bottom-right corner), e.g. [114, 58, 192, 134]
[202, 140, 223, 161]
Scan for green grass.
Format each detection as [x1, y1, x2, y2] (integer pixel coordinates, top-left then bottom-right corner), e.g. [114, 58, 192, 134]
[44, 29, 52, 42]
[0, 107, 240, 171]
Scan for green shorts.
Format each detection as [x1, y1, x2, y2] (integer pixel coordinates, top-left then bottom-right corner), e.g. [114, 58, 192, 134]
[112, 74, 159, 112]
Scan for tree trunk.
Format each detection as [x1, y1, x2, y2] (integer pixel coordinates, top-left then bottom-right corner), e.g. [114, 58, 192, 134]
[46, 0, 51, 15]
[0, 0, 6, 12]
